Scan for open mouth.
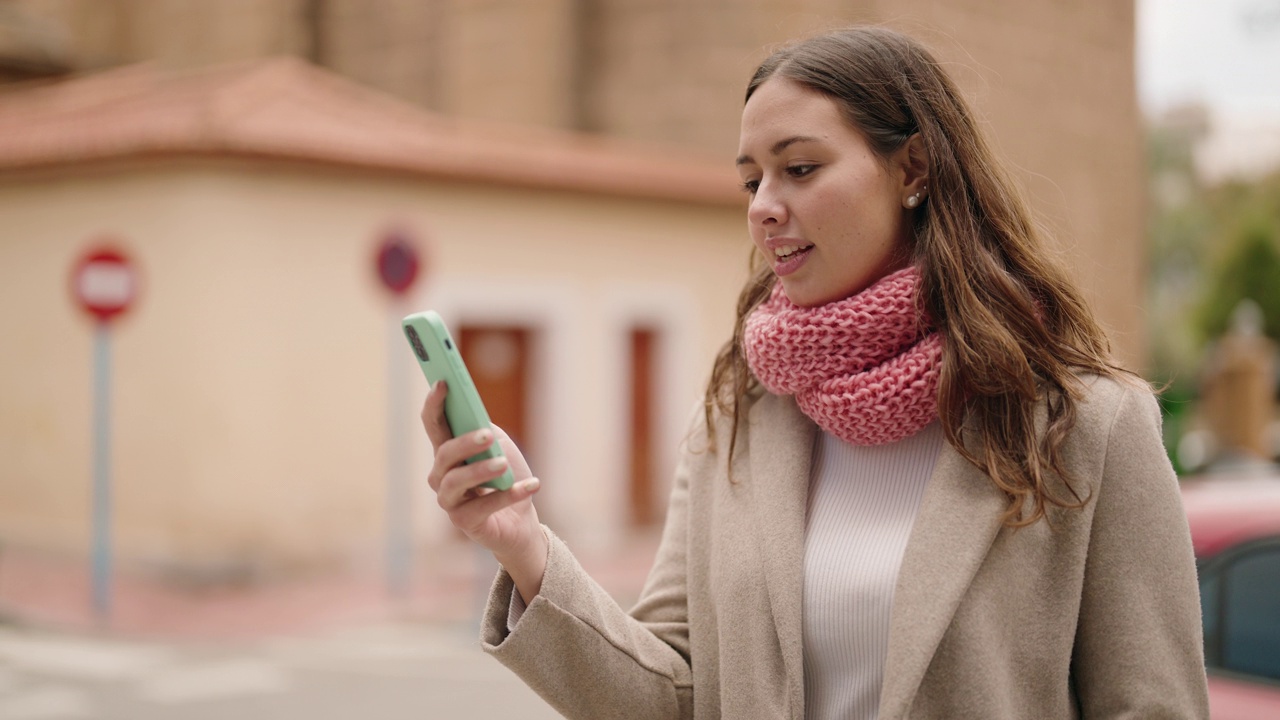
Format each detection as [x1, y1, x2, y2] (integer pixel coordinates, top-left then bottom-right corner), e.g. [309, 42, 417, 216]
[774, 244, 814, 262]
[770, 243, 815, 276]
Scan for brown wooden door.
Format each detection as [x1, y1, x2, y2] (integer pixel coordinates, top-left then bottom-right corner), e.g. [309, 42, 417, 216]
[457, 325, 530, 453]
[629, 327, 661, 526]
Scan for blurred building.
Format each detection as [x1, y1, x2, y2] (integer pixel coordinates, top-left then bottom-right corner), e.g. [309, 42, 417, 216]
[2, 0, 1147, 357]
[0, 57, 743, 596]
[0, 0, 1146, 606]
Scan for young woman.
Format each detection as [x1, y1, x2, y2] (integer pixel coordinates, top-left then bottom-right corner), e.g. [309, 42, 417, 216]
[422, 26, 1209, 720]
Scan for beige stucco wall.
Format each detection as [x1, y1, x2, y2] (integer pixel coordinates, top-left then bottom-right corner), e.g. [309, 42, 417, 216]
[0, 159, 748, 578]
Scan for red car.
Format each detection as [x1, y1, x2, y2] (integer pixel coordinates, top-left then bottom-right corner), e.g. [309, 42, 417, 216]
[1180, 474, 1280, 719]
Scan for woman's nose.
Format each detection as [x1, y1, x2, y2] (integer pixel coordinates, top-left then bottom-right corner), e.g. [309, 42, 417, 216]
[747, 183, 786, 228]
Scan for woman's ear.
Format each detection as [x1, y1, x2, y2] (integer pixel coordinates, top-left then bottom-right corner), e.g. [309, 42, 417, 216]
[894, 133, 929, 200]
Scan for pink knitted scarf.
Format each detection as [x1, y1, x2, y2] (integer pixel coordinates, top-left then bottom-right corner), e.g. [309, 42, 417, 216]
[743, 266, 943, 446]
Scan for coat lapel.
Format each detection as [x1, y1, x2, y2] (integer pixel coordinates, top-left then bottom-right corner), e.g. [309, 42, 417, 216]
[746, 393, 815, 720]
[878, 436, 1007, 718]
[743, 395, 1007, 719]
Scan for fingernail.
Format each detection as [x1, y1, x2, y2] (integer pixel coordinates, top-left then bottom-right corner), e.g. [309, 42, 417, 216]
[475, 430, 491, 445]
[520, 477, 540, 492]
[488, 457, 506, 471]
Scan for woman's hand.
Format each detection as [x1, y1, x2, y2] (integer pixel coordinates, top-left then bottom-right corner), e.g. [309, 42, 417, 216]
[421, 380, 548, 600]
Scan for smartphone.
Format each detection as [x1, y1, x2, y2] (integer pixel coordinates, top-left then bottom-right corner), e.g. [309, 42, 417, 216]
[402, 311, 515, 491]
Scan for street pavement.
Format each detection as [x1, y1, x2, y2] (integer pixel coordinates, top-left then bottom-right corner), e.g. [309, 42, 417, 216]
[0, 532, 662, 719]
[0, 620, 564, 719]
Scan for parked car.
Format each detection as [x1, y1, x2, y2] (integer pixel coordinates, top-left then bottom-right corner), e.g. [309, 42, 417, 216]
[1181, 474, 1280, 719]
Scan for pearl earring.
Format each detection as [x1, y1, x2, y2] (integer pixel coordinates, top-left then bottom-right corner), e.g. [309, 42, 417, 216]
[906, 184, 928, 209]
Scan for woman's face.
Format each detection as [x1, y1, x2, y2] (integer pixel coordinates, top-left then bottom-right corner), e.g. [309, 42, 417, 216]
[737, 77, 915, 307]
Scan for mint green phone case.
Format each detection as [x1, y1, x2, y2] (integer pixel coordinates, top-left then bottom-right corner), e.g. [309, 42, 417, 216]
[402, 311, 515, 491]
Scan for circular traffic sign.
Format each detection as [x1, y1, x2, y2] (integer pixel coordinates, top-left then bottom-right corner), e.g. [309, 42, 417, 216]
[375, 231, 422, 296]
[72, 245, 138, 323]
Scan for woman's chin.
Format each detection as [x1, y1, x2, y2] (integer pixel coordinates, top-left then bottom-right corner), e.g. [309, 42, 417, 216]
[778, 280, 843, 308]
[780, 273, 886, 308]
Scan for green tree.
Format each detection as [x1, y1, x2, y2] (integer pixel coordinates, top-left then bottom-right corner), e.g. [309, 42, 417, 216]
[1143, 114, 1280, 471]
[1197, 206, 1280, 344]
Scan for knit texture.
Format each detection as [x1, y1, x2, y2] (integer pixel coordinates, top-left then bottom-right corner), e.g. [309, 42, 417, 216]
[743, 267, 943, 445]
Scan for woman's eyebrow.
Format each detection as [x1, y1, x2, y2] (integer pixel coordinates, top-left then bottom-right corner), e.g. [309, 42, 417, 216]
[735, 135, 822, 166]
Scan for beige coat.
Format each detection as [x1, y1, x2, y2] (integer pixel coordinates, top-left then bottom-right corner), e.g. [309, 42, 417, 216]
[481, 377, 1210, 719]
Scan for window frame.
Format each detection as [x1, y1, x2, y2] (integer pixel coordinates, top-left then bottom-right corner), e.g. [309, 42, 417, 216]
[1197, 534, 1280, 687]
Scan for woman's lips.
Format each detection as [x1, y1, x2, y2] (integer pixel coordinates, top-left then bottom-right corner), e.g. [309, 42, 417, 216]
[772, 245, 813, 276]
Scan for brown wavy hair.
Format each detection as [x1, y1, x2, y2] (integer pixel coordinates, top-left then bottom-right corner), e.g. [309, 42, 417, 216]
[704, 26, 1132, 528]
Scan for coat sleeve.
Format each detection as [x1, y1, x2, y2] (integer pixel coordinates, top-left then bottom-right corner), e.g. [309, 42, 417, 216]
[479, 438, 696, 720]
[1071, 385, 1210, 718]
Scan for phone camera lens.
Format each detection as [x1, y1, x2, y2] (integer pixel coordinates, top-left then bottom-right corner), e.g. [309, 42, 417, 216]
[405, 326, 429, 361]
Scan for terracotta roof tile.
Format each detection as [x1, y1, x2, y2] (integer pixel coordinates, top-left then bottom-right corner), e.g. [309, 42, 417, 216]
[0, 57, 744, 207]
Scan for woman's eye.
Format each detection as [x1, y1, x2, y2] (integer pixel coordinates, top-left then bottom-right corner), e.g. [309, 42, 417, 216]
[740, 165, 814, 193]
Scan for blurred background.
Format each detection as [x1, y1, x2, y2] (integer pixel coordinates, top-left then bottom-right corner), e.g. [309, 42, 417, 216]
[0, 0, 1276, 717]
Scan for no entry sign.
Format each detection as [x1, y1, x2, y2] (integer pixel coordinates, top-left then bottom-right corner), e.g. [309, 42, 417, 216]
[375, 231, 422, 296]
[72, 246, 138, 323]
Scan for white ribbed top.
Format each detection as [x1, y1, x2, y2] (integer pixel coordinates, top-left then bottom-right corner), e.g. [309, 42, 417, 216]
[802, 421, 943, 720]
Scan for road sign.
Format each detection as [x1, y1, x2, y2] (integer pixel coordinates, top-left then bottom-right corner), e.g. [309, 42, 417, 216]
[72, 246, 138, 323]
[70, 242, 139, 621]
[376, 232, 421, 296]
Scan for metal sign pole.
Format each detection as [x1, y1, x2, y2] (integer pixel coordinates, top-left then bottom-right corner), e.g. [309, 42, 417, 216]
[387, 302, 411, 598]
[376, 232, 423, 600]
[91, 322, 113, 619]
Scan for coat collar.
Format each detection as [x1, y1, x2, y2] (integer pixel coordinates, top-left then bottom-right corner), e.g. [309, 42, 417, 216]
[745, 393, 1006, 720]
